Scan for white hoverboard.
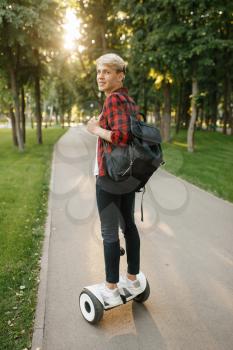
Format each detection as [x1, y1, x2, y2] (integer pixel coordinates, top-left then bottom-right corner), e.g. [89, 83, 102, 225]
[79, 270, 150, 324]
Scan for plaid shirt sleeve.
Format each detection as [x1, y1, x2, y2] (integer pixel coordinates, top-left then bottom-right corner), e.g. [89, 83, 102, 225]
[104, 93, 131, 146]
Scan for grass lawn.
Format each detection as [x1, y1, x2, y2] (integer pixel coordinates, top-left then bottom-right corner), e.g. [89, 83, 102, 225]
[162, 128, 233, 203]
[0, 127, 68, 350]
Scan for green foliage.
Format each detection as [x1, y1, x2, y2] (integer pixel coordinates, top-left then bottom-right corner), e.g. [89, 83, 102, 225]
[1, 0, 232, 127]
[116, 0, 233, 128]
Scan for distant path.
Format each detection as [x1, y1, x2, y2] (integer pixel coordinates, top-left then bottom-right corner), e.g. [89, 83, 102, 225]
[33, 126, 233, 350]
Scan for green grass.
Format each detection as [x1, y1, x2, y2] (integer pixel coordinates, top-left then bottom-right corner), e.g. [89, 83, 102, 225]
[0, 127, 67, 350]
[162, 128, 233, 203]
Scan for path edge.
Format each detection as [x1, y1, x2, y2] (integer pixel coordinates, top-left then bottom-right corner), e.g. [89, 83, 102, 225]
[31, 146, 56, 350]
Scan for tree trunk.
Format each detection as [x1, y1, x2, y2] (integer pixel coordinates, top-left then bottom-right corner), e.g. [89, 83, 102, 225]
[175, 81, 183, 134]
[143, 82, 148, 121]
[205, 103, 211, 130]
[187, 77, 198, 152]
[9, 105, 18, 147]
[230, 81, 233, 135]
[61, 85, 65, 128]
[100, 24, 107, 51]
[182, 82, 191, 129]
[223, 75, 230, 135]
[230, 113, 233, 136]
[21, 86, 26, 143]
[61, 115, 65, 128]
[154, 101, 161, 127]
[9, 67, 24, 151]
[34, 73, 43, 144]
[26, 93, 34, 129]
[199, 107, 204, 130]
[210, 87, 217, 131]
[229, 77, 233, 136]
[161, 80, 171, 142]
[67, 110, 71, 127]
[49, 105, 53, 126]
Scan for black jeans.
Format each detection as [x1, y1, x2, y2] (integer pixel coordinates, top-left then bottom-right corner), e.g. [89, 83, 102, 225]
[96, 178, 140, 283]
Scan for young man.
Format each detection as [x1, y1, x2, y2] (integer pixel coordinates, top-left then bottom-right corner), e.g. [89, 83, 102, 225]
[87, 53, 143, 307]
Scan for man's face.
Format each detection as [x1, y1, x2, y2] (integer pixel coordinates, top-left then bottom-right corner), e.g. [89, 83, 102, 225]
[96, 64, 124, 95]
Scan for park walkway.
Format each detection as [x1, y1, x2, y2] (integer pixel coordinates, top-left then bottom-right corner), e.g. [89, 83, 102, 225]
[32, 126, 233, 350]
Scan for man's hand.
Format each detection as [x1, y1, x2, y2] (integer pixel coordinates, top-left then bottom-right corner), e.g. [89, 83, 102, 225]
[87, 116, 100, 135]
[86, 116, 112, 142]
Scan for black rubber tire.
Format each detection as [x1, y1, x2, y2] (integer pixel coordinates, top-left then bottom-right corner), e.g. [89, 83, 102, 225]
[133, 280, 150, 303]
[79, 289, 104, 324]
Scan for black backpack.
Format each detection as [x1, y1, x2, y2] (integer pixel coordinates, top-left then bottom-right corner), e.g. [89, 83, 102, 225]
[103, 113, 165, 192]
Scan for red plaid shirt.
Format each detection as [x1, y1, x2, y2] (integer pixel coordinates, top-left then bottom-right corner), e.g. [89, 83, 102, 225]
[97, 87, 139, 176]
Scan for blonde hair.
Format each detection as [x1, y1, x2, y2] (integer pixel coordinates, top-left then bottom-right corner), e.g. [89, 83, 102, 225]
[96, 53, 126, 73]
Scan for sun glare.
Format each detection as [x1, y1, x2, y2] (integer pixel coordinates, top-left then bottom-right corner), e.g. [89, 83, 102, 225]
[63, 8, 81, 50]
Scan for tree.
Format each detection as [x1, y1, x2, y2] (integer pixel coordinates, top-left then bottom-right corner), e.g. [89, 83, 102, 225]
[0, 0, 63, 150]
[118, 0, 233, 148]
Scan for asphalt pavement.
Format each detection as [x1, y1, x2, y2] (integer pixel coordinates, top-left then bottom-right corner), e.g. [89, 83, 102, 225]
[31, 126, 233, 350]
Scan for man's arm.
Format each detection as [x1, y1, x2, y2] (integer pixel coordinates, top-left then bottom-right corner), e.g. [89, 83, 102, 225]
[87, 93, 130, 144]
[105, 94, 130, 146]
[86, 117, 112, 142]
[95, 126, 112, 142]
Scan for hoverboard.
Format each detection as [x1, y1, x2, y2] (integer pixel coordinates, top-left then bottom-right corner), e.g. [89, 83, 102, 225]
[79, 266, 150, 324]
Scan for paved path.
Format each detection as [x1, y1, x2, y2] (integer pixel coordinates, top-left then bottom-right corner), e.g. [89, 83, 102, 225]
[32, 126, 233, 350]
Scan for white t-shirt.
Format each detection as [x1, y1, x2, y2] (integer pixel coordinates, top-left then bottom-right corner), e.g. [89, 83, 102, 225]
[94, 138, 99, 176]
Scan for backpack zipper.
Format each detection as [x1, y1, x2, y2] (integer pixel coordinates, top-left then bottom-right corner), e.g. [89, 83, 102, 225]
[121, 160, 133, 176]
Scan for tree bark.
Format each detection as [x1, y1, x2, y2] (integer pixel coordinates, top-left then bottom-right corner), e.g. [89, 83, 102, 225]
[34, 73, 43, 144]
[199, 107, 204, 130]
[143, 81, 148, 122]
[223, 75, 231, 135]
[21, 86, 26, 143]
[31, 116, 34, 129]
[154, 101, 161, 127]
[67, 109, 71, 127]
[60, 85, 65, 128]
[175, 81, 183, 134]
[100, 24, 107, 51]
[55, 112, 59, 125]
[161, 80, 171, 142]
[26, 94, 34, 129]
[187, 77, 198, 152]
[230, 80, 233, 135]
[210, 86, 217, 131]
[49, 105, 53, 126]
[9, 105, 18, 147]
[181, 82, 191, 129]
[230, 113, 233, 136]
[9, 67, 24, 151]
